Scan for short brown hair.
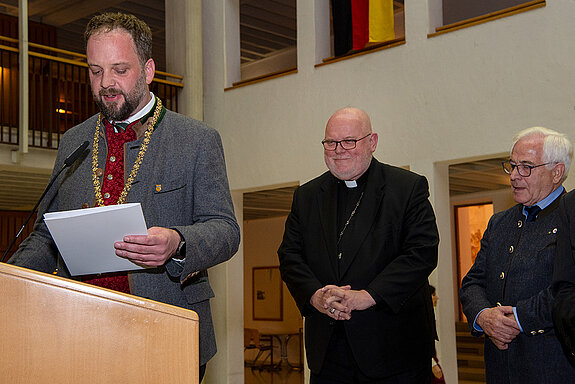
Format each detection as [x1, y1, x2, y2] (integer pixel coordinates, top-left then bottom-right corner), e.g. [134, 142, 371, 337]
[84, 12, 152, 67]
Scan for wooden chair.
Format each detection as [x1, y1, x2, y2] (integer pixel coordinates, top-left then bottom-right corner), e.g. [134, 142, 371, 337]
[244, 328, 274, 370]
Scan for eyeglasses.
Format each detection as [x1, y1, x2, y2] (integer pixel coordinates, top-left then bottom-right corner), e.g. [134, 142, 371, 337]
[501, 161, 552, 177]
[322, 133, 371, 151]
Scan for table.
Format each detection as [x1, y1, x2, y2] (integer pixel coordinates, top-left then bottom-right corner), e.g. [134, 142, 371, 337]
[264, 331, 303, 371]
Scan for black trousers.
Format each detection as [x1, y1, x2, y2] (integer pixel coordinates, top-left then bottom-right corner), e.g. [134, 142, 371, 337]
[310, 329, 432, 384]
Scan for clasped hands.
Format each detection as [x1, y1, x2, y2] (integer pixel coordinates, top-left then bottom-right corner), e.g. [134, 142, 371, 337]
[310, 284, 376, 320]
[476, 305, 521, 350]
[113, 227, 181, 267]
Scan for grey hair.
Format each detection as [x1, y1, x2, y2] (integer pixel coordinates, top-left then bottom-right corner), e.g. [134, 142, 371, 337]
[511, 126, 573, 181]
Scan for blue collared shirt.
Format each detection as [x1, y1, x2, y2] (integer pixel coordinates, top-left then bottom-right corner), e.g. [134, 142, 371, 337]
[521, 185, 564, 219]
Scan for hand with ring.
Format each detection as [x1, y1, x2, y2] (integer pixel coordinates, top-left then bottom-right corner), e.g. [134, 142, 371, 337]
[309, 285, 350, 320]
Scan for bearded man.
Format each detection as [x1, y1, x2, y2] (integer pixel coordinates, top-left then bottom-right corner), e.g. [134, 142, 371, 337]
[8, 13, 240, 381]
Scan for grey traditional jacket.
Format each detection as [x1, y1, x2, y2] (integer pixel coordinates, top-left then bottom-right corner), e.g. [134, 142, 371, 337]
[9, 107, 240, 366]
[460, 197, 575, 384]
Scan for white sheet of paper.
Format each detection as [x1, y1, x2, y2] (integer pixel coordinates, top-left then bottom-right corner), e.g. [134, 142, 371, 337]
[44, 203, 148, 276]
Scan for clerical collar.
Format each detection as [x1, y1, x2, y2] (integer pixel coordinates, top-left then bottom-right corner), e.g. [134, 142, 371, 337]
[340, 169, 370, 189]
[111, 92, 155, 126]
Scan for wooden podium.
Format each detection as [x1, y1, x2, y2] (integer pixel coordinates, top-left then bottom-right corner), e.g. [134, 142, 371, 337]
[0, 263, 199, 383]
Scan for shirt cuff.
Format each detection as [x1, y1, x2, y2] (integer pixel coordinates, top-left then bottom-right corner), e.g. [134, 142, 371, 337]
[473, 308, 488, 332]
[512, 306, 524, 332]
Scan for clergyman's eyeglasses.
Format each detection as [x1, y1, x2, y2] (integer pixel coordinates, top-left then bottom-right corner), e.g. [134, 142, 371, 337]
[322, 133, 371, 151]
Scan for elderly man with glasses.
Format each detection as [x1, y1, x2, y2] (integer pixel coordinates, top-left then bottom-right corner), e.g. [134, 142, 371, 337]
[460, 127, 575, 383]
[278, 107, 439, 383]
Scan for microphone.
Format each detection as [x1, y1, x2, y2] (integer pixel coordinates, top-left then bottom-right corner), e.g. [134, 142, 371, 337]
[1, 140, 89, 263]
[64, 141, 89, 167]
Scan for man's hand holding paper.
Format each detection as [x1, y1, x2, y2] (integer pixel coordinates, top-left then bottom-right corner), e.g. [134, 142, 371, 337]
[114, 227, 181, 267]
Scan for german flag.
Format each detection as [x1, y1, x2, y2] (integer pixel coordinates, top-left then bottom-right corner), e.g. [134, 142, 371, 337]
[332, 0, 395, 56]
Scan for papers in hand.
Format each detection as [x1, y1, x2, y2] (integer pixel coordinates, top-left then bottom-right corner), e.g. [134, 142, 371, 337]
[44, 203, 148, 276]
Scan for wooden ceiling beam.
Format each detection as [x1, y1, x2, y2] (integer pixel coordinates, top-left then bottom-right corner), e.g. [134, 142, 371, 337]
[449, 172, 509, 185]
[241, 4, 296, 30]
[241, 33, 288, 51]
[241, 0, 295, 19]
[240, 15, 296, 41]
[33, 0, 123, 26]
[241, 26, 295, 46]
[240, 51, 265, 61]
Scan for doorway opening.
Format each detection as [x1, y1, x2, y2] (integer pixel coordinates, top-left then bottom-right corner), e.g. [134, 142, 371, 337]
[243, 184, 304, 384]
[449, 156, 514, 384]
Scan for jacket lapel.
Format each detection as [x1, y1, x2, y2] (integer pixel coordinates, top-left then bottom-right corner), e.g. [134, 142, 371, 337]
[318, 175, 339, 278]
[338, 160, 386, 279]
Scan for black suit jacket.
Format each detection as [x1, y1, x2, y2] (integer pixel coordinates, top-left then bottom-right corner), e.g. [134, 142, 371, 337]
[553, 190, 575, 368]
[278, 158, 439, 378]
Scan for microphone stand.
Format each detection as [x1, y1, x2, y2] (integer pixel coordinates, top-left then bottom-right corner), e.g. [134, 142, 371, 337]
[1, 141, 88, 263]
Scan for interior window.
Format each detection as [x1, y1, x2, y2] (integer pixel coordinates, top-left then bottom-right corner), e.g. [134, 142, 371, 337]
[237, 0, 297, 83]
[435, 0, 545, 35]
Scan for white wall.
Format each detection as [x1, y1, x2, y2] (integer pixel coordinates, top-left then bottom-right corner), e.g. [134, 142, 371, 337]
[202, 0, 575, 382]
[206, 0, 575, 189]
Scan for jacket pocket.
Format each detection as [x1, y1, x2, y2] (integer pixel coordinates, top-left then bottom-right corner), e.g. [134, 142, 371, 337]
[183, 278, 215, 305]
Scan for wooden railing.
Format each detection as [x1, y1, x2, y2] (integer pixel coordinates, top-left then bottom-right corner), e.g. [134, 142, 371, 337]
[0, 36, 183, 149]
[0, 210, 36, 262]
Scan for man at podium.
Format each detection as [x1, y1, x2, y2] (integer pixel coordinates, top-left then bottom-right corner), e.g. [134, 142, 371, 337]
[7, 12, 240, 381]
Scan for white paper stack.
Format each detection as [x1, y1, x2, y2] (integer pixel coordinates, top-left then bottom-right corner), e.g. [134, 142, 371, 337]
[44, 203, 148, 276]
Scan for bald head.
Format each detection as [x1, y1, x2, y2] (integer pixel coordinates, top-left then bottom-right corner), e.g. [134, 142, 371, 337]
[326, 107, 372, 134]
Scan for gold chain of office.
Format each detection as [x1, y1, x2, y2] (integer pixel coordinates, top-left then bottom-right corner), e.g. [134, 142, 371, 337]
[91, 97, 163, 206]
